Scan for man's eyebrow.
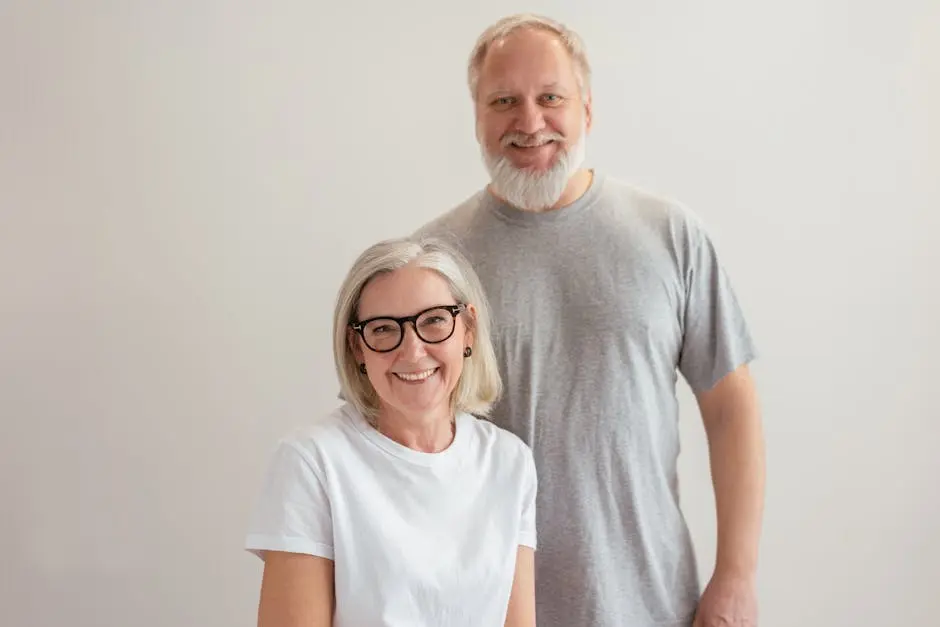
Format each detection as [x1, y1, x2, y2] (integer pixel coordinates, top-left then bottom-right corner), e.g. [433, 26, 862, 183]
[483, 82, 569, 98]
[542, 82, 573, 93]
[482, 89, 511, 100]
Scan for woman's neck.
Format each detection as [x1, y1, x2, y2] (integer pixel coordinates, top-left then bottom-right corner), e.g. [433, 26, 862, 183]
[375, 407, 456, 453]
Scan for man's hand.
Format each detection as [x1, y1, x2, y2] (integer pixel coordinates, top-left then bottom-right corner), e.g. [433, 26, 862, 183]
[692, 571, 758, 627]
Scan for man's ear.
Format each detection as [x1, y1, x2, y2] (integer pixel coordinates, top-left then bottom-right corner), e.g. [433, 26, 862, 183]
[584, 92, 593, 132]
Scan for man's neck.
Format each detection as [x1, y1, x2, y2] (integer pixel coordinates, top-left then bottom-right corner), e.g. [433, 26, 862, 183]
[550, 168, 594, 211]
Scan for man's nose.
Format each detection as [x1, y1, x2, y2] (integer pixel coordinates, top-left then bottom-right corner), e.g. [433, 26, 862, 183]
[516, 100, 545, 135]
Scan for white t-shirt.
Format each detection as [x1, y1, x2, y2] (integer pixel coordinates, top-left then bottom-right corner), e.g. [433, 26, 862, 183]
[245, 402, 538, 627]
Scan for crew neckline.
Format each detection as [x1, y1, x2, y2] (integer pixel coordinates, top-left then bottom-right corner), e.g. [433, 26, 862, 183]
[484, 170, 606, 225]
[346, 404, 472, 469]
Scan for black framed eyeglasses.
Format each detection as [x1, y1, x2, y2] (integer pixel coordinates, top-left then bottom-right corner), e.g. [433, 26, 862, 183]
[350, 303, 468, 353]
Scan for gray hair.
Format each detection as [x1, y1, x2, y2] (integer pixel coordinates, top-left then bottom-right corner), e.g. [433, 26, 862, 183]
[467, 13, 592, 101]
[333, 236, 502, 422]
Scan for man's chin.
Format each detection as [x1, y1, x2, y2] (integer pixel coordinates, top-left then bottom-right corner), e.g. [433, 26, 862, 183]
[508, 161, 556, 175]
[489, 172, 570, 211]
[481, 143, 581, 210]
[501, 149, 562, 172]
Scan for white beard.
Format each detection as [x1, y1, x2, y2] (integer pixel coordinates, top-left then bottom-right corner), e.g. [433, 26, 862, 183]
[481, 121, 587, 211]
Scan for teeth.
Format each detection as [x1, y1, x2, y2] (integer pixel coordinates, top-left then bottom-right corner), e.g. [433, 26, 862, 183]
[395, 368, 437, 381]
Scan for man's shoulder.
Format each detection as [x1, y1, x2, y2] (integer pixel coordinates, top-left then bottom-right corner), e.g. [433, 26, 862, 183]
[598, 174, 698, 227]
[413, 188, 489, 241]
[593, 174, 719, 260]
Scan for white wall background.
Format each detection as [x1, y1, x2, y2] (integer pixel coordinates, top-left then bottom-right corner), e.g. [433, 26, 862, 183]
[2, 1, 937, 625]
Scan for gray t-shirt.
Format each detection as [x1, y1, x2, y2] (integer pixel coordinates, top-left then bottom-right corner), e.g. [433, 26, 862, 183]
[415, 172, 757, 627]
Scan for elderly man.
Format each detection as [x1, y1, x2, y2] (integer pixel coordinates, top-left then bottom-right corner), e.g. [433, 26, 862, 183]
[415, 13, 766, 627]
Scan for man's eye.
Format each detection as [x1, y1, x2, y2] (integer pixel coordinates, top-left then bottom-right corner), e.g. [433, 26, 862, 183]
[493, 97, 514, 106]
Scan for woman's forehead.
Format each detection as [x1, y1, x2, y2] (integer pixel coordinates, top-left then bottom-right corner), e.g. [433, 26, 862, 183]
[357, 266, 453, 319]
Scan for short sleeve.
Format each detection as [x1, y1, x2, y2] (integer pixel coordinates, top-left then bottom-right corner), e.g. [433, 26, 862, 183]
[518, 448, 538, 549]
[677, 214, 758, 392]
[244, 440, 334, 561]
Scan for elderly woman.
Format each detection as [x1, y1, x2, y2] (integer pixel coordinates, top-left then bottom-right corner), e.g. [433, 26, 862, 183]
[244, 236, 537, 627]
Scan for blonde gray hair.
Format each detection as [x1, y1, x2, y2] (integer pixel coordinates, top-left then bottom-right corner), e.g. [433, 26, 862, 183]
[333, 236, 502, 422]
[467, 13, 592, 100]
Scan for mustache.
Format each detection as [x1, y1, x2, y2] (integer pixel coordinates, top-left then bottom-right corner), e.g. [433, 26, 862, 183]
[500, 130, 565, 148]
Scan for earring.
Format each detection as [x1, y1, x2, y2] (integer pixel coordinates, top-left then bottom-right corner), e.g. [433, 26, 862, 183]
[359, 363, 367, 374]
[463, 346, 472, 358]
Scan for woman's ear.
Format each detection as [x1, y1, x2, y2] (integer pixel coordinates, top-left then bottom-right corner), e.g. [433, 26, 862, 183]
[463, 303, 478, 348]
[348, 329, 364, 363]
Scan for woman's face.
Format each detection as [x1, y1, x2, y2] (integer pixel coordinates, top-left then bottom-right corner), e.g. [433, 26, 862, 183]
[352, 264, 474, 423]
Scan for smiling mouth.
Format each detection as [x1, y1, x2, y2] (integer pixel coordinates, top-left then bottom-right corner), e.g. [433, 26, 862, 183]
[510, 140, 556, 149]
[393, 367, 438, 382]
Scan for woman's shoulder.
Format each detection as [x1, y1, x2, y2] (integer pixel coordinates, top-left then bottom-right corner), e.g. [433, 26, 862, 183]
[275, 402, 366, 461]
[461, 414, 535, 470]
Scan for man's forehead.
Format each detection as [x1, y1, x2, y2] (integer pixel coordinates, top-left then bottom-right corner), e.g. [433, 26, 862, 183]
[479, 69, 578, 97]
[479, 31, 576, 89]
[489, 27, 564, 54]
[485, 32, 567, 65]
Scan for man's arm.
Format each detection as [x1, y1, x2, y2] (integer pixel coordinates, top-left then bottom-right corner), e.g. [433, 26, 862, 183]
[693, 363, 765, 626]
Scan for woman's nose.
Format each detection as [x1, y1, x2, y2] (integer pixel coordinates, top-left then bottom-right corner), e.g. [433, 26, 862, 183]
[397, 323, 427, 357]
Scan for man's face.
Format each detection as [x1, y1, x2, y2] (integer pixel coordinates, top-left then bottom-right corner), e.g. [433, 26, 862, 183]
[474, 28, 591, 209]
